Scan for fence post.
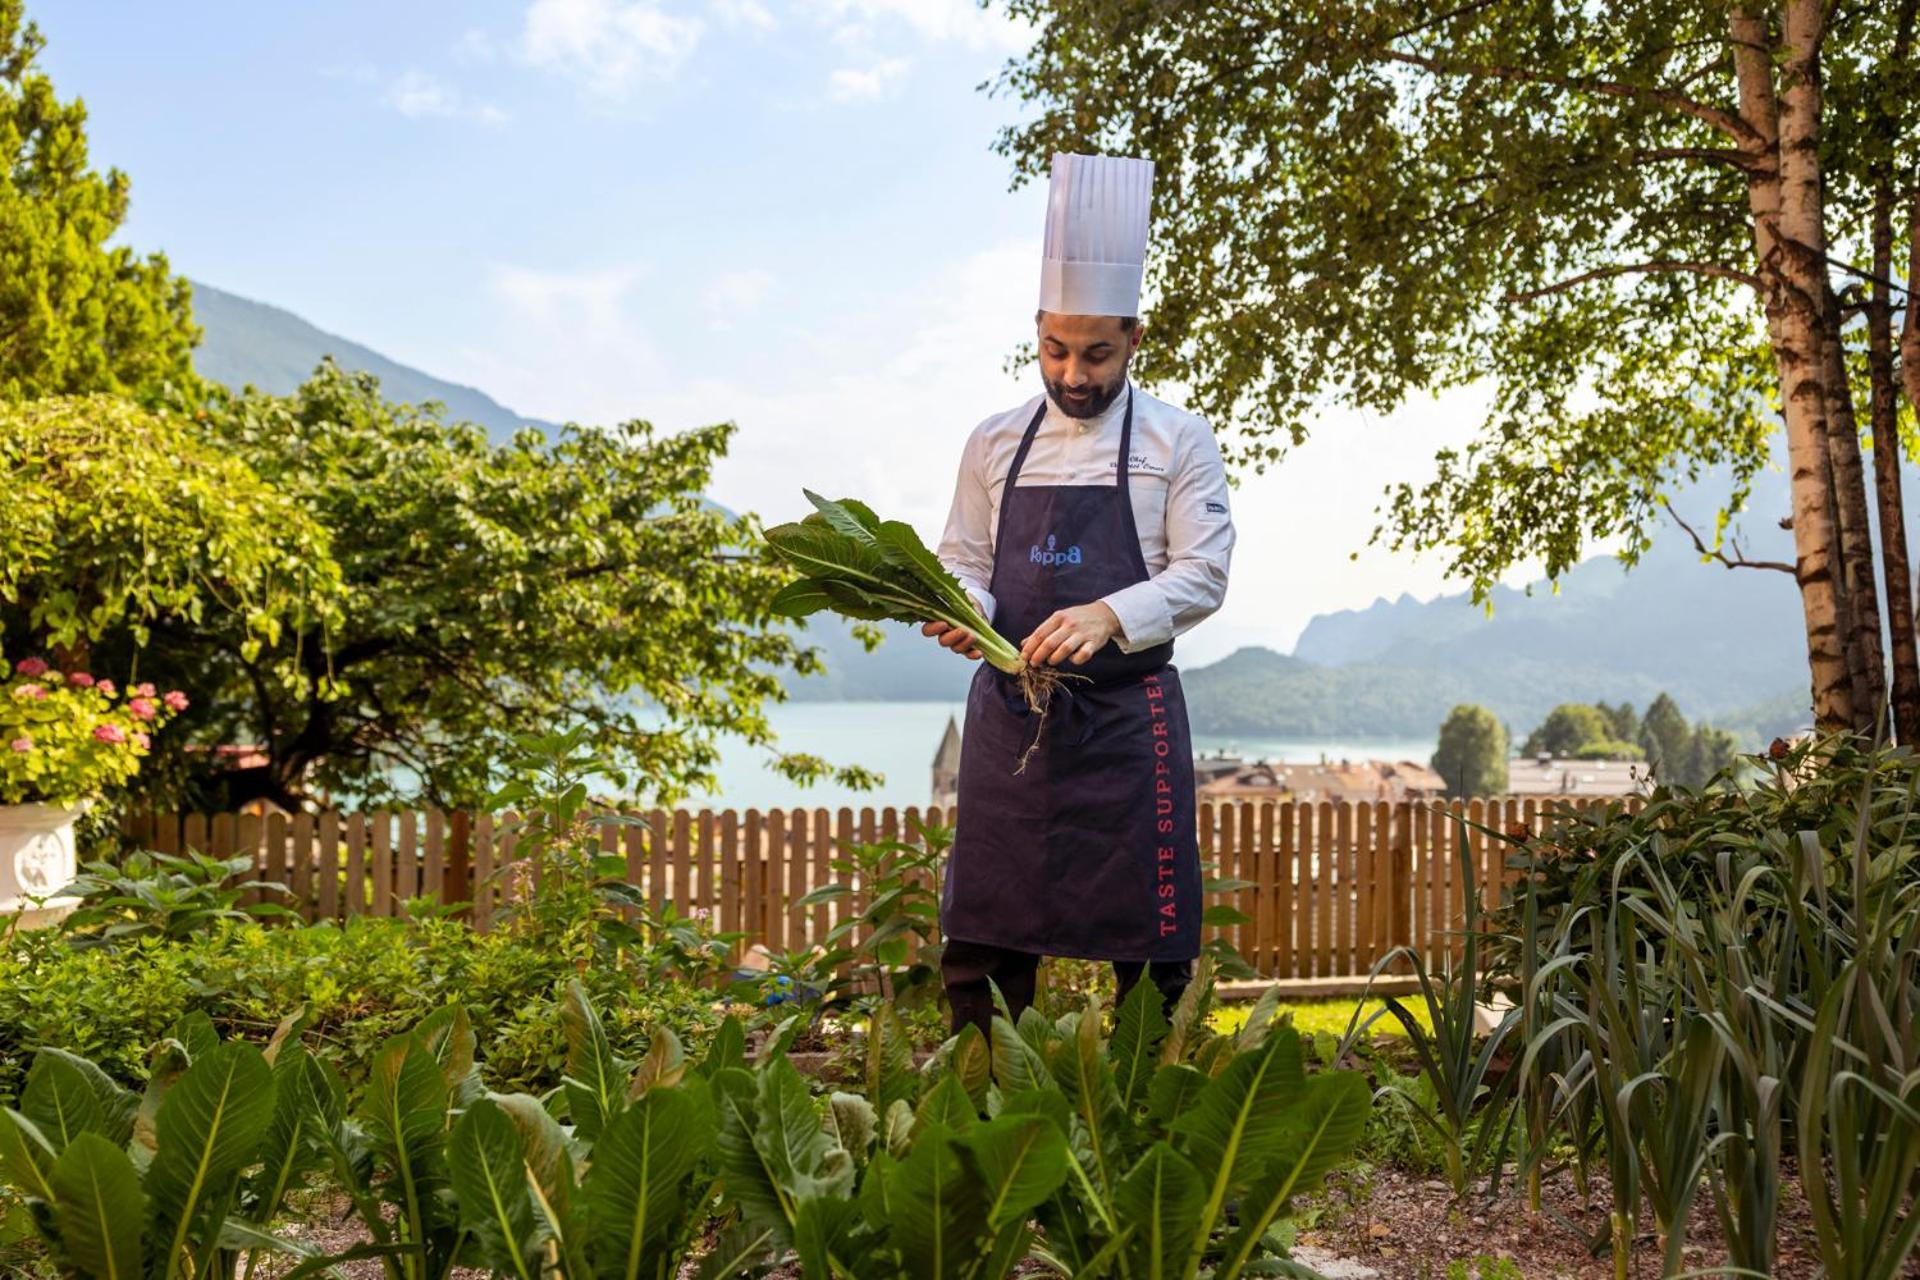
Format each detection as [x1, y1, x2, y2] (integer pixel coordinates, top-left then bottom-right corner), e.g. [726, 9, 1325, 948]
[1390, 801, 1413, 949]
[446, 811, 472, 908]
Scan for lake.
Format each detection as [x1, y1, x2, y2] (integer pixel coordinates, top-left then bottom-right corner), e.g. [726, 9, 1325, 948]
[679, 700, 1437, 811]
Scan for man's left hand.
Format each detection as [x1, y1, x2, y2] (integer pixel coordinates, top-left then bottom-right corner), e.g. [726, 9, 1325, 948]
[1022, 602, 1123, 667]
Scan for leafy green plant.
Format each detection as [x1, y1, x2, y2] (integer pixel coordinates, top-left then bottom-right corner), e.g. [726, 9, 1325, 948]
[0, 1013, 330, 1278]
[763, 492, 1069, 721]
[57, 849, 294, 947]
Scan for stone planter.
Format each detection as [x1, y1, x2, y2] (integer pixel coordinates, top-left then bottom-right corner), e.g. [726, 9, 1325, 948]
[0, 802, 83, 927]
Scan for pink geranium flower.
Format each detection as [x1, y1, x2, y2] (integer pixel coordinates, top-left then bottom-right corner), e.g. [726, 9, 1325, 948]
[92, 723, 126, 745]
[129, 697, 157, 722]
[96, 679, 116, 697]
[133, 682, 156, 698]
[9, 738, 30, 753]
[14, 657, 47, 678]
[68, 672, 95, 688]
[12, 684, 46, 701]
[163, 690, 189, 712]
[131, 731, 151, 750]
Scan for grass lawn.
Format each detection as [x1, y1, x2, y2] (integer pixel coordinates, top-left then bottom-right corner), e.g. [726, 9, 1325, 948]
[1210, 996, 1433, 1039]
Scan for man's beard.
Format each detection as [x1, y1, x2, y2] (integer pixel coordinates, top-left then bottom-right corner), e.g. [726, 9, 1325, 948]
[1045, 374, 1126, 420]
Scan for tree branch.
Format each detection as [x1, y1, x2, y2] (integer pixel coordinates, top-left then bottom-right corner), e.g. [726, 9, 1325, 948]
[1503, 260, 1763, 302]
[1662, 498, 1796, 573]
[1376, 47, 1763, 146]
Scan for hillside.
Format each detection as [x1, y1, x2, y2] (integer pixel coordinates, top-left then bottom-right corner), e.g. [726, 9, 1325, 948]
[190, 280, 551, 443]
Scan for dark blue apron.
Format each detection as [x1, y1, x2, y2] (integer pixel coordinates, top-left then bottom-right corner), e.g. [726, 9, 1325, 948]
[942, 389, 1201, 963]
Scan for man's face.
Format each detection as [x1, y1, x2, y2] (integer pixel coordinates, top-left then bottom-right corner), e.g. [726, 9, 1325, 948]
[1037, 312, 1142, 419]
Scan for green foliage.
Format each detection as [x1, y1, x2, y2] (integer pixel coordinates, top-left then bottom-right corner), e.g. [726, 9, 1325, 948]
[57, 849, 294, 945]
[1521, 704, 1620, 759]
[1637, 692, 1692, 782]
[0, 396, 341, 673]
[0, 1023, 320, 1278]
[0, 658, 190, 805]
[0, 3, 199, 403]
[1431, 704, 1508, 797]
[994, 0, 1822, 595]
[102, 361, 849, 811]
[1482, 736, 1920, 1276]
[0, 911, 725, 1106]
[764, 491, 1020, 674]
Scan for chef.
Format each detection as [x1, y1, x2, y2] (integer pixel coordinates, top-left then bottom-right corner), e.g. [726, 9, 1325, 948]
[925, 153, 1236, 1039]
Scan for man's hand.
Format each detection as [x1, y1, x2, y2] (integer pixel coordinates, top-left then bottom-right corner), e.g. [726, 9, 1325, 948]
[922, 620, 983, 661]
[1022, 602, 1122, 667]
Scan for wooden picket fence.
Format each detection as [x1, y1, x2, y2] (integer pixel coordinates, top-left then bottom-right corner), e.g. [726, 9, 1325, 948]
[123, 796, 1630, 981]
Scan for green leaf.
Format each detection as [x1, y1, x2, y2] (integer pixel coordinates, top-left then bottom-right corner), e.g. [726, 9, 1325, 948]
[246, 1046, 338, 1224]
[583, 1084, 715, 1278]
[915, 1074, 979, 1135]
[990, 1016, 1053, 1094]
[769, 579, 836, 619]
[885, 1121, 988, 1280]
[1146, 1064, 1210, 1129]
[1114, 1142, 1206, 1280]
[356, 1032, 451, 1243]
[562, 980, 625, 1144]
[148, 1042, 277, 1267]
[21, 1049, 135, 1153]
[450, 1098, 541, 1280]
[1217, 1072, 1373, 1277]
[0, 1110, 57, 1200]
[952, 1024, 992, 1113]
[956, 1111, 1069, 1229]
[415, 1004, 482, 1106]
[802, 491, 885, 544]
[697, 1018, 748, 1080]
[50, 1132, 147, 1280]
[1111, 974, 1172, 1109]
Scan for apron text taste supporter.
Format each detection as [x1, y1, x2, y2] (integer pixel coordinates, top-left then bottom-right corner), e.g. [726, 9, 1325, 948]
[943, 390, 1202, 963]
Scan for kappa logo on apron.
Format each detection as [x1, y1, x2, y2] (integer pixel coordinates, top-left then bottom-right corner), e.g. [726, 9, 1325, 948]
[942, 389, 1202, 963]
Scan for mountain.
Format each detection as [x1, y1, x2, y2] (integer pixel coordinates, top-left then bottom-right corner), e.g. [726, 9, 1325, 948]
[190, 280, 552, 442]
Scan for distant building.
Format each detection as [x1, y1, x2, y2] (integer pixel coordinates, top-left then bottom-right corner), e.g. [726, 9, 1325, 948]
[931, 716, 962, 810]
[1505, 753, 1649, 798]
[1196, 757, 1447, 804]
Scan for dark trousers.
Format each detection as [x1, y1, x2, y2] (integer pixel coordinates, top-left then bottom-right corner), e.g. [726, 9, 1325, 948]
[941, 936, 1193, 1040]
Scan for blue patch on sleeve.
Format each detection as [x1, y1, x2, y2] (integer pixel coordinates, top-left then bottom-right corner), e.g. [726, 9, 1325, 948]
[1204, 501, 1228, 514]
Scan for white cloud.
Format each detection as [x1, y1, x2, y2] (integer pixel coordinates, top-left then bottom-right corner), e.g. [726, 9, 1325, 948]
[808, 0, 1033, 53]
[521, 0, 704, 97]
[704, 269, 777, 328]
[453, 28, 500, 64]
[827, 55, 909, 102]
[385, 70, 510, 124]
[712, 0, 777, 29]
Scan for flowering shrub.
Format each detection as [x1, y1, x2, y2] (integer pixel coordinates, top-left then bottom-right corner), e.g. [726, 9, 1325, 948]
[0, 655, 187, 805]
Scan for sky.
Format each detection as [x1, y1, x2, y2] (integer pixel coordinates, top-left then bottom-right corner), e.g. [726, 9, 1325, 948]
[36, 0, 1520, 666]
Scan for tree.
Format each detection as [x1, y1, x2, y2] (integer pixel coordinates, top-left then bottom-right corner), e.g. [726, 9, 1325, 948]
[1523, 704, 1618, 758]
[1598, 701, 1641, 743]
[0, 2, 199, 401]
[994, 0, 1920, 737]
[1683, 724, 1741, 786]
[0, 395, 341, 670]
[1432, 704, 1508, 797]
[1639, 693, 1694, 782]
[112, 363, 849, 811]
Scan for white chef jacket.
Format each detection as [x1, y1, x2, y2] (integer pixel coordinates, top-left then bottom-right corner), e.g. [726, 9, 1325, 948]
[937, 380, 1235, 654]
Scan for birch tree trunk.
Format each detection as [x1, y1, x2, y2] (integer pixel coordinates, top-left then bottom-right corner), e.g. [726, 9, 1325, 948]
[1868, 190, 1919, 744]
[1821, 285, 1887, 731]
[1734, 1, 1857, 729]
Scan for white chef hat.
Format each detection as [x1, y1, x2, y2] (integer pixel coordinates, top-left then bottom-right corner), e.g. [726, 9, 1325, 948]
[1038, 152, 1155, 317]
